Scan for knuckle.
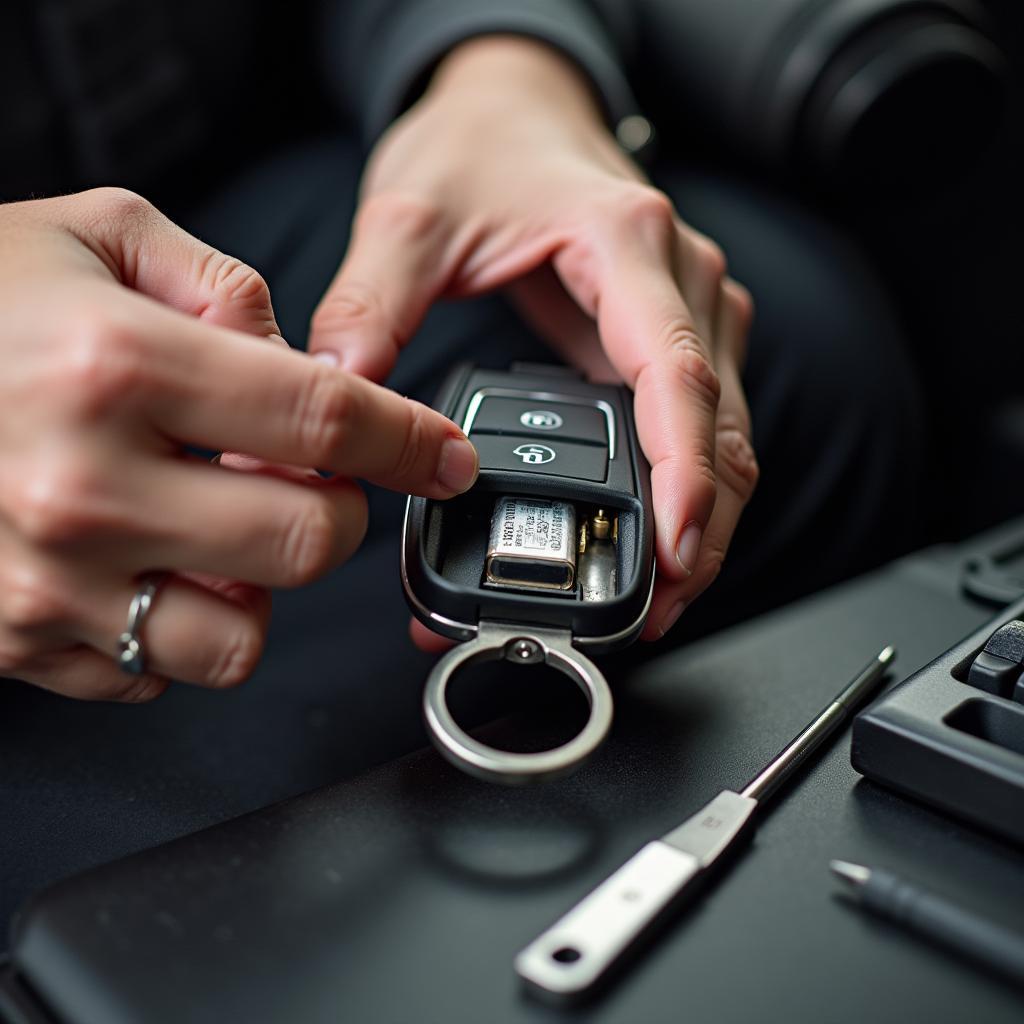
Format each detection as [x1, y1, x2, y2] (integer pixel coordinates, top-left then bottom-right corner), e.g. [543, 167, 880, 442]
[312, 282, 379, 333]
[0, 643, 33, 675]
[617, 185, 676, 230]
[209, 625, 264, 689]
[391, 399, 429, 481]
[727, 280, 755, 329]
[7, 464, 100, 547]
[687, 451, 719, 505]
[83, 187, 155, 225]
[662, 335, 721, 410]
[58, 311, 145, 417]
[716, 424, 760, 503]
[117, 675, 168, 703]
[205, 252, 272, 310]
[690, 235, 728, 281]
[292, 370, 355, 465]
[0, 649, 27, 675]
[0, 630, 36, 673]
[356, 192, 444, 243]
[697, 549, 726, 593]
[279, 499, 338, 586]
[0, 566, 67, 631]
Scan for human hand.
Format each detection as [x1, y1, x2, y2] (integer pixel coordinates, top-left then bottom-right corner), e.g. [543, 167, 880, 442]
[0, 189, 478, 699]
[308, 37, 758, 645]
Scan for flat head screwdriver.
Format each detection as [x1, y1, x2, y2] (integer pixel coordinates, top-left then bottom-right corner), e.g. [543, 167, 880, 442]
[515, 646, 896, 1001]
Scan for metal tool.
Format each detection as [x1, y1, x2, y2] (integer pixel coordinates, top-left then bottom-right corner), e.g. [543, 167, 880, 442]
[515, 645, 896, 1000]
[831, 860, 1024, 989]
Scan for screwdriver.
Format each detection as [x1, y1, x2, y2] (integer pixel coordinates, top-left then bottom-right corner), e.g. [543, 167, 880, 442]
[515, 646, 896, 1001]
[831, 860, 1024, 989]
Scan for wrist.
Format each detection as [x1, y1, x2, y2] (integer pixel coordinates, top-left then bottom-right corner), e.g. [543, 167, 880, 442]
[427, 35, 605, 129]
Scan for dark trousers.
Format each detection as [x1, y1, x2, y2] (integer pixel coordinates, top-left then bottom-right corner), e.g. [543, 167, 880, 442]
[0, 136, 925, 944]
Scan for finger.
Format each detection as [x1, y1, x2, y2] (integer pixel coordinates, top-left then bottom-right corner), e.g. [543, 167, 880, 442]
[71, 187, 282, 340]
[99, 461, 372, 588]
[555, 227, 720, 582]
[309, 194, 453, 380]
[75, 573, 271, 689]
[178, 570, 273, 623]
[410, 617, 457, 654]
[672, 227, 728, 347]
[642, 284, 758, 639]
[720, 278, 755, 371]
[116, 295, 479, 496]
[507, 265, 619, 382]
[11, 644, 169, 703]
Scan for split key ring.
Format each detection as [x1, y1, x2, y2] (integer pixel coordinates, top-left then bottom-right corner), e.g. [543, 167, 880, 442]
[423, 622, 614, 785]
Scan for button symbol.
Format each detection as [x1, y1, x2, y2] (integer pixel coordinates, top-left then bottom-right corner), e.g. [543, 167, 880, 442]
[513, 444, 557, 466]
[520, 409, 563, 431]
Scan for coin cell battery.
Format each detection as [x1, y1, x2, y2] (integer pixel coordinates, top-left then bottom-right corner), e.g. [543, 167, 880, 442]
[486, 497, 576, 592]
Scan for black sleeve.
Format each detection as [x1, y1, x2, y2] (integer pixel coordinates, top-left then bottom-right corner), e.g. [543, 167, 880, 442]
[318, 0, 640, 145]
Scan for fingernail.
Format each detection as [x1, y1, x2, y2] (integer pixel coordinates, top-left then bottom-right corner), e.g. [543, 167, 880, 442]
[659, 601, 687, 637]
[676, 522, 702, 575]
[312, 350, 339, 366]
[437, 438, 479, 493]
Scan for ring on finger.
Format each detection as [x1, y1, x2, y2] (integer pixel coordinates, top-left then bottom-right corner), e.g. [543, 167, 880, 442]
[117, 572, 168, 675]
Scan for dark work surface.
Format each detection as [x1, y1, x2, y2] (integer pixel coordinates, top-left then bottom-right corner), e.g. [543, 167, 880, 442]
[8, 531, 1024, 1023]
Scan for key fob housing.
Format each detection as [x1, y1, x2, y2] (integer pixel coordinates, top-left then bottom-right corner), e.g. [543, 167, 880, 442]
[402, 363, 655, 653]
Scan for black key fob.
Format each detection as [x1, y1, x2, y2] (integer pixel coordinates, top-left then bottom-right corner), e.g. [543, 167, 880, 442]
[402, 362, 655, 784]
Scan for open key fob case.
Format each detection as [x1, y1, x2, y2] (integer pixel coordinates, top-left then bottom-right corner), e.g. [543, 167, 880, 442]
[402, 362, 655, 784]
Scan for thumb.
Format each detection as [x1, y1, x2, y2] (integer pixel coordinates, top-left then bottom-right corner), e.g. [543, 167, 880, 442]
[309, 196, 451, 381]
[79, 187, 282, 341]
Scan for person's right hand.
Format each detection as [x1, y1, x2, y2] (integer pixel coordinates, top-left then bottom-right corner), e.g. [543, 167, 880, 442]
[0, 189, 478, 702]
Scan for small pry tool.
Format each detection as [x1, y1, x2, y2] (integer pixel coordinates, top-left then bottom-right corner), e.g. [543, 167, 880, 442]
[515, 645, 896, 1001]
[830, 860, 1024, 989]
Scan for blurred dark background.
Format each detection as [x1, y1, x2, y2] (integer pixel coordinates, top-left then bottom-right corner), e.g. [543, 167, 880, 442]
[625, 0, 1024, 541]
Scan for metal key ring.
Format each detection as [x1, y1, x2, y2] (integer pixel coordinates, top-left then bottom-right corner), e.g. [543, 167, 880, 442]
[423, 622, 614, 785]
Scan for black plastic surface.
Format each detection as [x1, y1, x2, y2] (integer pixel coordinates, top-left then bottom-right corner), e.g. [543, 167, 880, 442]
[470, 398, 606, 445]
[9, 533, 1024, 1024]
[968, 650, 1024, 698]
[470, 433, 608, 482]
[403, 365, 655, 647]
[853, 598, 1024, 845]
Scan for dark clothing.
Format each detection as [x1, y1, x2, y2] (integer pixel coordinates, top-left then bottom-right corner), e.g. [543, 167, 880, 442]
[0, 0, 637, 206]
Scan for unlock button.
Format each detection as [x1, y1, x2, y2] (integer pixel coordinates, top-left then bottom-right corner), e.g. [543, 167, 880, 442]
[469, 397, 608, 446]
[470, 433, 608, 482]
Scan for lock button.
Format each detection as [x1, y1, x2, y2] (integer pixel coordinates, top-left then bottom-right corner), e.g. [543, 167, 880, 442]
[470, 432, 608, 482]
[469, 396, 609, 447]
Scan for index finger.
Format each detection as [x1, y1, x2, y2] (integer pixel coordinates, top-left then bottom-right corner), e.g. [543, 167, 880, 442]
[127, 293, 479, 498]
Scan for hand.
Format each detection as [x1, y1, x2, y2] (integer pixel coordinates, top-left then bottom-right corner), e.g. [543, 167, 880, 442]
[0, 189, 478, 700]
[309, 37, 758, 645]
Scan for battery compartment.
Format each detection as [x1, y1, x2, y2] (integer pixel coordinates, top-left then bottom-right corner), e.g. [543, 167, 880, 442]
[420, 492, 641, 605]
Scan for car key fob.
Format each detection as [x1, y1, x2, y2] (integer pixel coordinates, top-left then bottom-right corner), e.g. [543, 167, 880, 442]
[402, 362, 655, 784]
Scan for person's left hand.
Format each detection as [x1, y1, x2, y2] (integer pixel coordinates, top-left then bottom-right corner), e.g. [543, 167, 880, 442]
[309, 36, 759, 647]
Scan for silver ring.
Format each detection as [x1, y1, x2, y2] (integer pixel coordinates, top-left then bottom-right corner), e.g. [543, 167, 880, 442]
[423, 623, 614, 785]
[117, 574, 166, 675]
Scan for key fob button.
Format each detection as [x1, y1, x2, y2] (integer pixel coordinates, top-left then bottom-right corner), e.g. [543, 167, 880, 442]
[470, 432, 608, 482]
[469, 397, 608, 446]
[968, 620, 1024, 697]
